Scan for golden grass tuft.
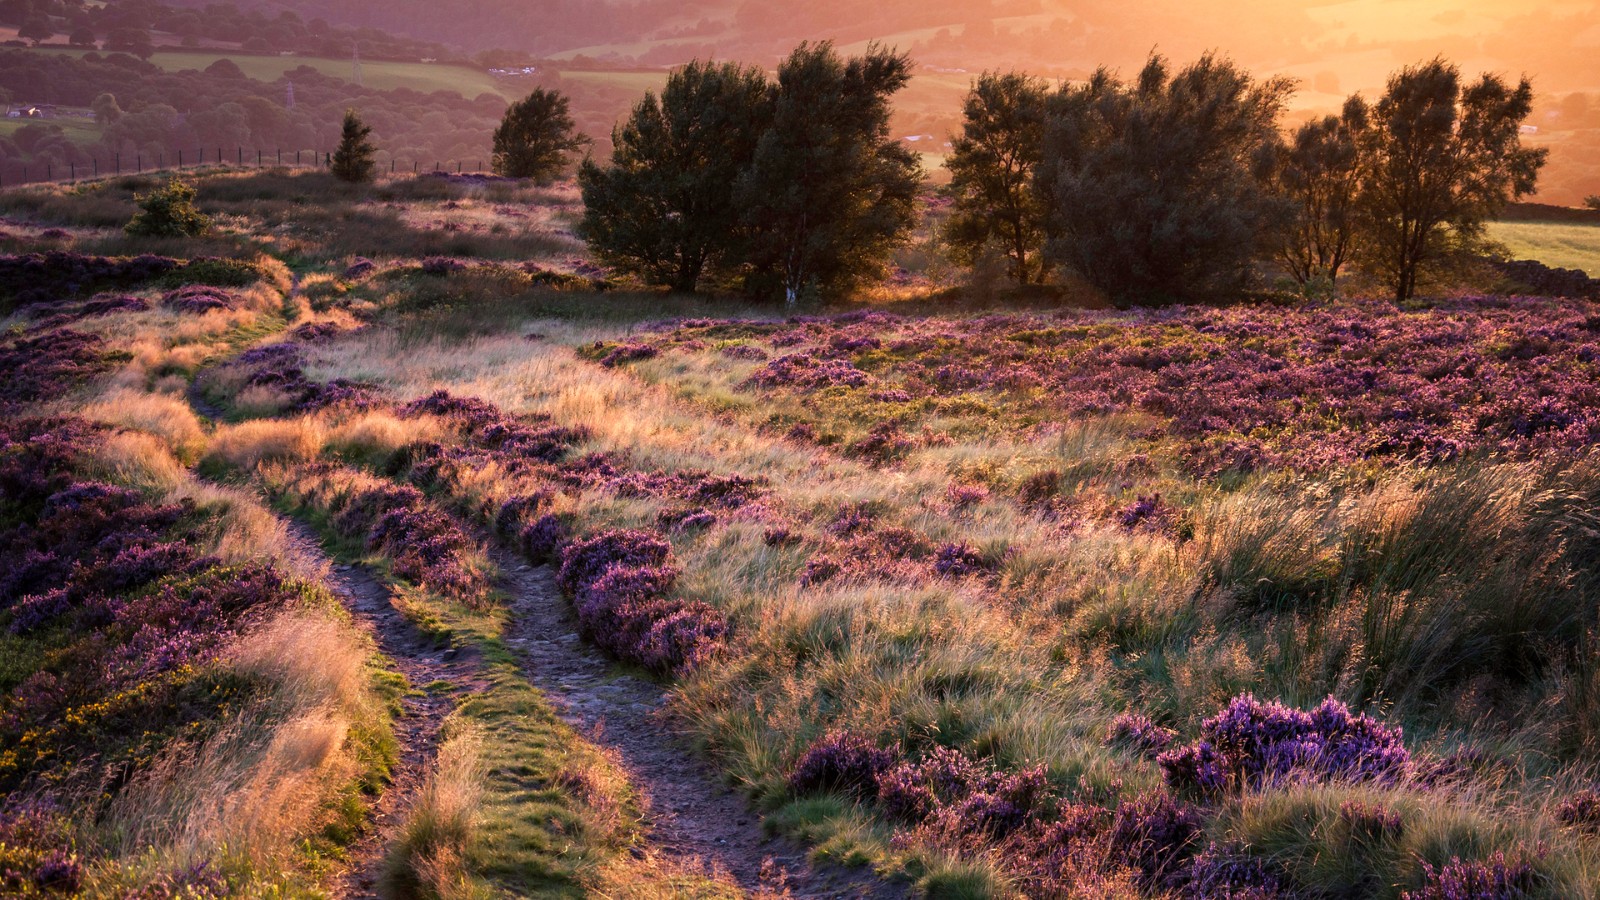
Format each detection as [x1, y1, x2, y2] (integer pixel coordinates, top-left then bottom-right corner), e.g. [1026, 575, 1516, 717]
[208, 418, 326, 470]
[381, 729, 487, 900]
[79, 388, 208, 463]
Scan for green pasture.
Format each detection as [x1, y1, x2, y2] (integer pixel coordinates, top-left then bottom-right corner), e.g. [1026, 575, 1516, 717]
[1487, 220, 1600, 276]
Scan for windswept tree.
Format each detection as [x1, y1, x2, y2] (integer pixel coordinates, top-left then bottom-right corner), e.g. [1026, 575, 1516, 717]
[330, 109, 377, 183]
[943, 71, 1051, 285]
[1037, 54, 1292, 306]
[738, 42, 923, 304]
[1355, 59, 1547, 301]
[578, 61, 771, 292]
[492, 87, 588, 182]
[1272, 96, 1368, 286]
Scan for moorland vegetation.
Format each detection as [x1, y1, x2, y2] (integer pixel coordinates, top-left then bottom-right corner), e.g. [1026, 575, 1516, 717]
[0, 37, 1598, 900]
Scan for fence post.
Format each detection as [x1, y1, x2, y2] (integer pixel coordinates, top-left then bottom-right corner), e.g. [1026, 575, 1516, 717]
[93, 159, 98, 177]
[70, 162, 75, 181]
[137, 154, 142, 172]
[413, 161, 417, 174]
[47, 163, 52, 180]
[277, 149, 281, 165]
[115, 152, 120, 174]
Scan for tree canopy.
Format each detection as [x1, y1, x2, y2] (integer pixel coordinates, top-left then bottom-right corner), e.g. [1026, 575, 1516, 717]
[491, 88, 587, 182]
[578, 61, 771, 292]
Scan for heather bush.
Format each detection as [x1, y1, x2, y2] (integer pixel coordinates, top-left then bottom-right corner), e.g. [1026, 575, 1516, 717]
[789, 731, 898, 799]
[1403, 852, 1542, 900]
[0, 250, 181, 308]
[1107, 713, 1178, 758]
[0, 329, 113, 411]
[1159, 695, 1410, 793]
[556, 529, 728, 673]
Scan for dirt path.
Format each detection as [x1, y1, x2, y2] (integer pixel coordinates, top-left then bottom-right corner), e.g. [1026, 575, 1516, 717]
[497, 553, 907, 900]
[286, 525, 491, 899]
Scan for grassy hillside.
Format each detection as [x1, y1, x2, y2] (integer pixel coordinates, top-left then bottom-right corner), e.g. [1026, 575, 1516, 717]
[1488, 220, 1600, 276]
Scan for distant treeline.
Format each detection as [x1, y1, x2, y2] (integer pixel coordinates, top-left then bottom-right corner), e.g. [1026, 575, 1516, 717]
[0, 50, 505, 181]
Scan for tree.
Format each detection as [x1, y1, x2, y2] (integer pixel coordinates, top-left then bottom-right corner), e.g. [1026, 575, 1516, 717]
[943, 71, 1050, 285]
[68, 24, 95, 47]
[105, 26, 153, 59]
[18, 13, 51, 45]
[1271, 96, 1368, 286]
[1583, 195, 1600, 211]
[330, 108, 376, 183]
[578, 60, 771, 292]
[126, 178, 211, 237]
[91, 92, 122, 126]
[1355, 59, 1546, 302]
[1037, 54, 1292, 306]
[738, 42, 922, 304]
[491, 88, 587, 182]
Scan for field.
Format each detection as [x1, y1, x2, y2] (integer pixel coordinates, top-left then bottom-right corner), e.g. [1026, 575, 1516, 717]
[1, 168, 1599, 899]
[30, 47, 514, 98]
[1487, 220, 1600, 276]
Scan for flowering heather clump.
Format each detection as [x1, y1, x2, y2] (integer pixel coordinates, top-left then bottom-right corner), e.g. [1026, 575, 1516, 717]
[744, 352, 870, 389]
[519, 513, 569, 562]
[721, 343, 768, 361]
[332, 483, 485, 599]
[660, 507, 717, 531]
[1107, 713, 1178, 758]
[598, 341, 659, 367]
[399, 390, 586, 463]
[934, 542, 991, 578]
[557, 529, 673, 595]
[1109, 792, 1205, 882]
[420, 256, 467, 275]
[226, 342, 378, 414]
[1176, 844, 1287, 899]
[789, 731, 898, 799]
[494, 492, 553, 537]
[400, 389, 503, 428]
[946, 482, 990, 510]
[1159, 695, 1410, 793]
[876, 745, 1005, 824]
[1555, 790, 1600, 832]
[556, 529, 728, 673]
[161, 284, 239, 313]
[0, 329, 112, 410]
[1402, 852, 1541, 900]
[0, 800, 82, 896]
[847, 422, 915, 462]
[1340, 800, 1404, 840]
[0, 250, 181, 307]
[290, 320, 348, 342]
[1117, 494, 1175, 533]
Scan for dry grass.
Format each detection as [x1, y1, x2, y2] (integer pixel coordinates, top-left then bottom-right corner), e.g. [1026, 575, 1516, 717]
[106, 609, 374, 872]
[381, 729, 487, 900]
[77, 387, 209, 463]
[207, 418, 327, 470]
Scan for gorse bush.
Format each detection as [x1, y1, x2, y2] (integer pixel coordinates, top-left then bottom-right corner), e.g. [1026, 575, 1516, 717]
[125, 178, 211, 238]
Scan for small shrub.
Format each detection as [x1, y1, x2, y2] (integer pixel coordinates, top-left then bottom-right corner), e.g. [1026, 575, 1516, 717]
[789, 731, 897, 799]
[125, 178, 211, 237]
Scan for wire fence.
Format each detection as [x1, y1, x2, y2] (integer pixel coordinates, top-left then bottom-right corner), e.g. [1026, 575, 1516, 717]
[0, 148, 495, 189]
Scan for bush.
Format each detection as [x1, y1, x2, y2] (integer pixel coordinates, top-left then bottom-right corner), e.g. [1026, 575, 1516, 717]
[125, 178, 211, 237]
